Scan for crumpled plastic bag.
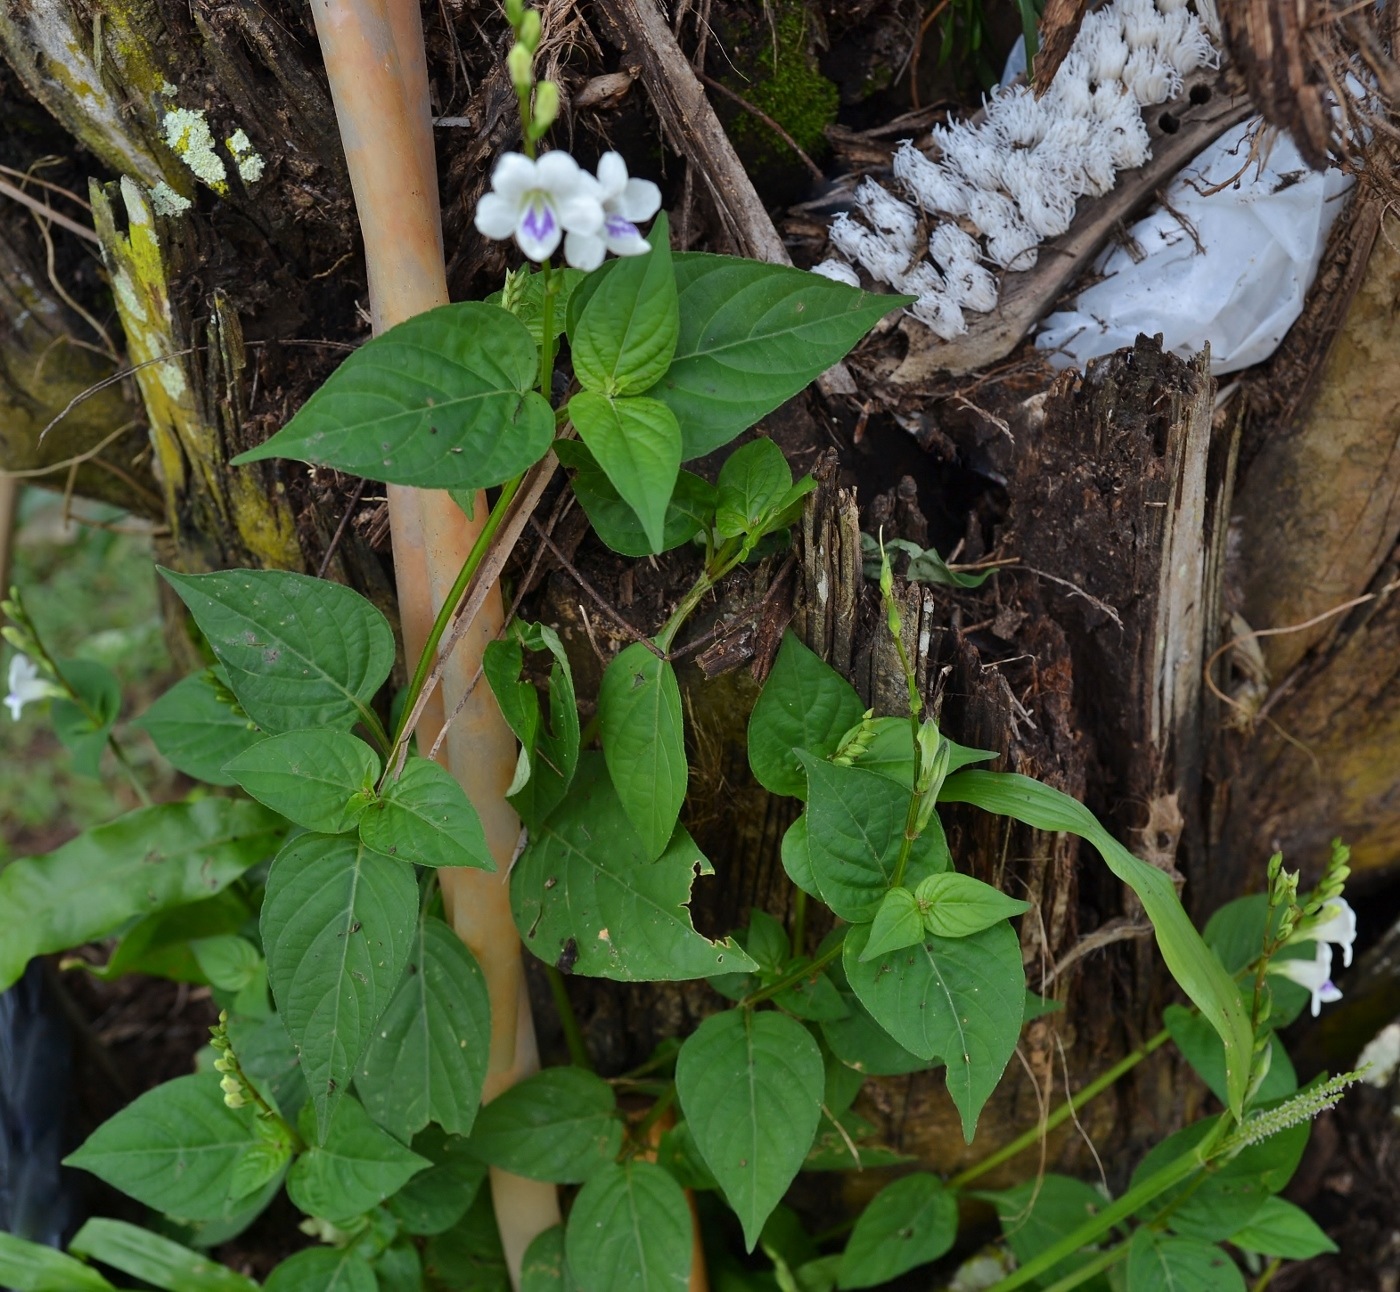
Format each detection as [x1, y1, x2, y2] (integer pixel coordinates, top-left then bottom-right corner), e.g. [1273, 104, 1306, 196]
[1035, 120, 1354, 375]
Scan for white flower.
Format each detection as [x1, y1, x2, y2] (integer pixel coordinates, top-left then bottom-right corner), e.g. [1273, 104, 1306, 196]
[1297, 897, 1358, 969]
[475, 151, 604, 265]
[1269, 941, 1344, 1017]
[561, 152, 661, 272]
[5, 655, 59, 721]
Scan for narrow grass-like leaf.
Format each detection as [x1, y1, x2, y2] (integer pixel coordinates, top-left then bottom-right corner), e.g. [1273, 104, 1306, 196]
[160, 569, 395, 734]
[940, 770, 1253, 1118]
[0, 1232, 114, 1291]
[357, 915, 491, 1141]
[261, 833, 419, 1139]
[837, 1173, 958, 1289]
[359, 756, 493, 870]
[469, 1067, 622, 1183]
[512, 756, 755, 981]
[224, 729, 378, 833]
[565, 1161, 692, 1292]
[69, 1219, 257, 1292]
[0, 799, 282, 992]
[844, 920, 1023, 1140]
[233, 303, 553, 488]
[598, 642, 686, 859]
[675, 1010, 824, 1251]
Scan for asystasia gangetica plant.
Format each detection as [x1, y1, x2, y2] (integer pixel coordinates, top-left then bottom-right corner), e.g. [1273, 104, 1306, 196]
[0, 8, 1355, 1291]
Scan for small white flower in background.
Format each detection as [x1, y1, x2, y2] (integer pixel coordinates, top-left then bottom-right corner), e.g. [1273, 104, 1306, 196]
[1357, 1021, 1400, 1088]
[475, 151, 604, 266]
[1296, 896, 1358, 968]
[1269, 940, 1344, 1017]
[5, 654, 59, 721]
[562, 152, 662, 272]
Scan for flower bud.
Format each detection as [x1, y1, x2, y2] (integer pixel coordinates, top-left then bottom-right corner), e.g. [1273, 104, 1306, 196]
[507, 42, 533, 92]
[530, 80, 560, 137]
[518, 9, 542, 52]
[504, 0, 524, 27]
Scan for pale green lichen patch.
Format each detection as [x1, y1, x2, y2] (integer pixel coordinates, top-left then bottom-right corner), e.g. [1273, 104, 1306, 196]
[150, 181, 192, 216]
[162, 106, 229, 193]
[225, 129, 265, 185]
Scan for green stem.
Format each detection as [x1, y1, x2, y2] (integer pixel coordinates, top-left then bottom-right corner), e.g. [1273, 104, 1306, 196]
[985, 1118, 1230, 1291]
[654, 539, 743, 653]
[743, 936, 844, 1009]
[1036, 1242, 1128, 1292]
[949, 1027, 1172, 1190]
[1250, 1257, 1283, 1292]
[385, 471, 525, 777]
[889, 786, 922, 890]
[538, 258, 558, 401]
[629, 1085, 677, 1149]
[545, 964, 592, 1070]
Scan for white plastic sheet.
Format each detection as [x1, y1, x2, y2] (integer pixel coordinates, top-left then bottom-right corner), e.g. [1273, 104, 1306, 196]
[1036, 121, 1354, 374]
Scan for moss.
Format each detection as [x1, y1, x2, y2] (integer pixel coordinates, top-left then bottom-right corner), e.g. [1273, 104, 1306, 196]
[725, 2, 838, 160]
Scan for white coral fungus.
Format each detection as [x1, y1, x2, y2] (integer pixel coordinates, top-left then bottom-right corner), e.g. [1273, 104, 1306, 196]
[813, 0, 1222, 340]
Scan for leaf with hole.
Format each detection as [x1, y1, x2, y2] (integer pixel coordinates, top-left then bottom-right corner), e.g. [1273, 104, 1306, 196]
[359, 755, 494, 870]
[675, 1009, 824, 1250]
[223, 729, 378, 834]
[160, 569, 395, 735]
[748, 631, 866, 799]
[356, 914, 491, 1141]
[598, 642, 686, 859]
[512, 756, 755, 981]
[232, 303, 553, 488]
[261, 832, 419, 1139]
[0, 799, 282, 993]
[568, 392, 682, 554]
[844, 919, 1024, 1140]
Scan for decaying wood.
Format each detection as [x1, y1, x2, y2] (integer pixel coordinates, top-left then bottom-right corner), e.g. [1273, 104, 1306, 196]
[1032, 0, 1091, 89]
[884, 70, 1252, 383]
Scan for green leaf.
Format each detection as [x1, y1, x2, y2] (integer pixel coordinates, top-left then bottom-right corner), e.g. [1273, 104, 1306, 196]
[424, 1187, 510, 1291]
[469, 1066, 622, 1183]
[836, 1173, 958, 1289]
[64, 1073, 267, 1222]
[190, 935, 263, 992]
[570, 212, 678, 396]
[490, 266, 584, 347]
[1203, 895, 1311, 1027]
[714, 438, 793, 540]
[0, 1232, 114, 1291]
[261, 833, 419, 1138]
[265, 1247, 377, 1292]
[232, 303, 553, 488]
[81, 889, 251, 984]
[373, 1244, 425, 1292]
[843, 919, 1024, 1140]
[914, 872, 1031, 939]
[356, 914, 491, 1141]
[1228, 1196, 1337, 1259]
[568, 392, 682, 554]
[554, 439, 715, 558]
[798, 756, 950, 922]
[69, 1219, 257, 1292]
[134, 667, 263, 786]
[1126, 1231, 1245, 1292]
[598, 642, 687, 859]
[388, 1125, 488, 1236]
[986, 1175, 1110, 1288]
[512, 756, 756, 980]
[651, 255, 906, 459]
[804, 1110, 913, 1172]
[780, 815, 821, 898]
[483, 622, 580, 829]
[821, 948, 934, 1076]
[286, 1095, 430, 1223]
[847, 716, 996, 789]
[228, 1114, 296, 1202]
[522, 1225, 582, 1292]
[1164, 1005, 1296, 1107]
[748, 632, 866, 799]
[359, 755, 494, 870]
[940, 770, 1253, 1119]
[565, 1161, 693, 1292]
[160, 569, 395, 735]
[859, 533, 992, 589]
[229, 1011, 306, 1121]
[860, 887, 925, 960]
[675, 1010, 824, 1250]
[0, 799, 282, 992]
[224, 729, 379, 833]
[51, 658, 120, 777]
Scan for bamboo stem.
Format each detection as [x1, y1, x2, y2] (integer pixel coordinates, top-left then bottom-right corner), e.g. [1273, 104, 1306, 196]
[307, 0, 559, 1279]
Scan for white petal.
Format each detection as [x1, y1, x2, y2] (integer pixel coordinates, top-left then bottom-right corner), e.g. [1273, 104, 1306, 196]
[534, 150, 588, 195]
[515, 196, 563, 261]
[555, 187, 605, 235]
[564, 229, 606, 272]
[4, 695, 21, 722]
[602, 215, 651, 257]
[614, 177, 661, 223]
[491, 152, 538, 203]
[475, 191, 521, 239]
[595, 151, 629, 202]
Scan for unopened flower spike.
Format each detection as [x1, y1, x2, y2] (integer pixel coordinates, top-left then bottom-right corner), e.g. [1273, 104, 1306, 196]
[475, 151, 604, 266]
[563, 151, 661, 273]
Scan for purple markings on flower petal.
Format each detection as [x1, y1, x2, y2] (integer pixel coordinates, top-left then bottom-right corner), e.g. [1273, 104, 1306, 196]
[605, 215, 639, 239]
[521, 199, 558, 243]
